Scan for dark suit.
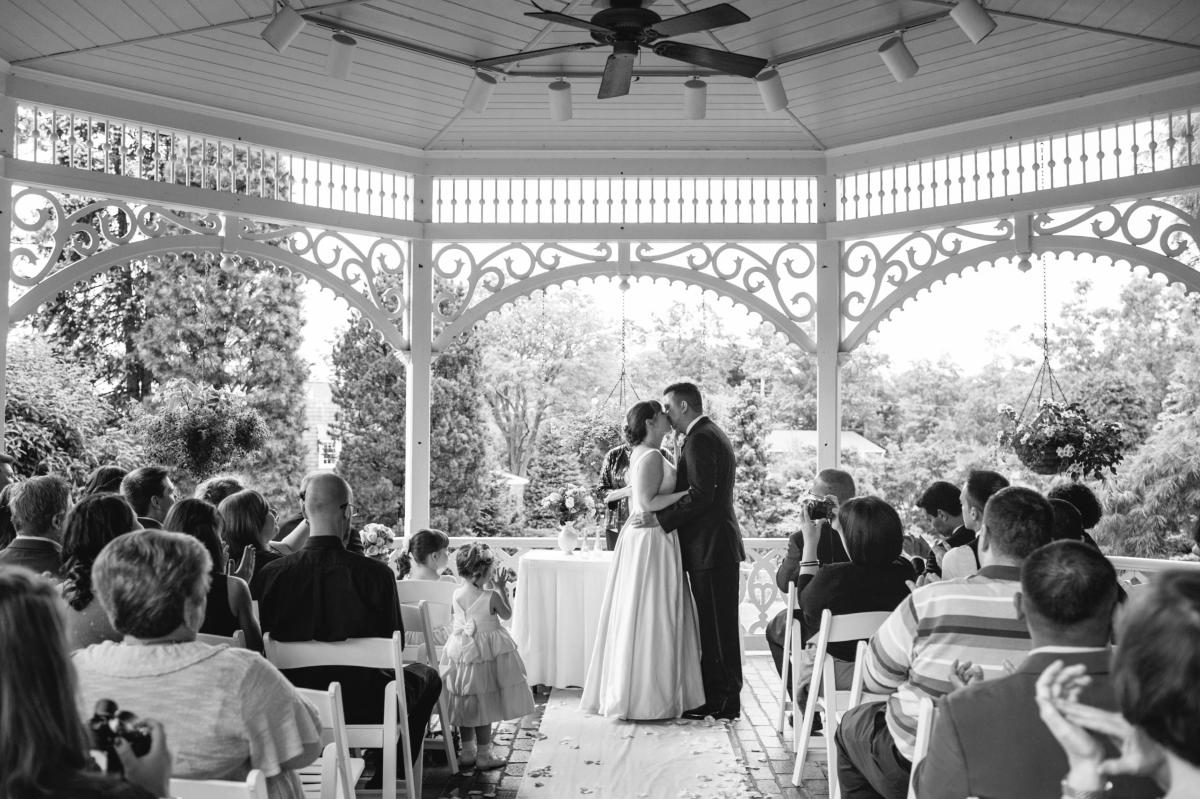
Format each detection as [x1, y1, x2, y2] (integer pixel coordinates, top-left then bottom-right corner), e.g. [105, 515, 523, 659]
[0, 536, 63, 575]
[765, 522, 850, 678]
[914, 648, 1159, 799]
[656, 416, 746, 714]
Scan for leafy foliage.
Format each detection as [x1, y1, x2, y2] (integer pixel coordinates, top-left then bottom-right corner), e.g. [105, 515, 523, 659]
[728, 385, 771, 535]
[136, 380, 267, 478]
[998, 399, 1125, 480]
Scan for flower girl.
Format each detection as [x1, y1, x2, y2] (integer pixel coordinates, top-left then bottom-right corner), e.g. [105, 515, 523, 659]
[439, 543, 534, 769]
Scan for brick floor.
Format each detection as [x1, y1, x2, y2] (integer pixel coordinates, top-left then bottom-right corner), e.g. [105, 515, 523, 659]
[412, 653, 831, 798]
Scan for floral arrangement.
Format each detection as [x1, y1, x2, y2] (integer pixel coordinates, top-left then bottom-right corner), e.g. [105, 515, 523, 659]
[359, 522, 396, 563]
[997, 400, 1125, 480]
[540, 483, 597, 526]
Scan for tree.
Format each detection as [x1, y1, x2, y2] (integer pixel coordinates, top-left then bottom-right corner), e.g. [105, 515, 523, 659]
[429, 334, 491, 532]
[523, 420, 584, 527]
[728, 385, 771, 536]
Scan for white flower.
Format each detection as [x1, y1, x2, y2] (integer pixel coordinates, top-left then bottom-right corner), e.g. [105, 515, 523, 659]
[565, 496, 576, 510]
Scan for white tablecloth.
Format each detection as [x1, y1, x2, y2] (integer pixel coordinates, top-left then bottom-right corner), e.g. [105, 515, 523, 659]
[512, 549, 613, 689]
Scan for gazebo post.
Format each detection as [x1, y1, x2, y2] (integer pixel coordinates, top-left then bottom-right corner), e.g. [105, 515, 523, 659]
[0, 62, 14, 439]
[403, 174, 434, 538]
[815, 172, 842, 471]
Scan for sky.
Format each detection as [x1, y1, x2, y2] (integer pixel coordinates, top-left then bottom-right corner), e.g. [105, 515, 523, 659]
[299, 251, 1133, 382]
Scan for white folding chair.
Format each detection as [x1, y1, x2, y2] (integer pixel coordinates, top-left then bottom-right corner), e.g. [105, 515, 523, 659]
[907, 697, 936, 799]
[296, 683, 365, 799]
[775, 582, 797, 734]
[790, 609, 892, 794]
[264, 632, 418, 799]
[196, 630, 247, 648]
[394, 580, 459, 773]
[171, 770, 268, 799]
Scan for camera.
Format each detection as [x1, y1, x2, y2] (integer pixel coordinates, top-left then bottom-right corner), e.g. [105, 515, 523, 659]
[88, 699, 152, 774]
[800, 494, 838, 522]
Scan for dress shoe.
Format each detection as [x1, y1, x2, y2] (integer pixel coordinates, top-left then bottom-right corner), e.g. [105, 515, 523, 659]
[712, 707, 740, 721]
[681, 704, 712, 720]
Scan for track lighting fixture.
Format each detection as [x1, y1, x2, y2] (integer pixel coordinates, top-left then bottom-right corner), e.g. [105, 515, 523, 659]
[262, 2, 306, 53]
[755, 69, 787, 113]
[327, 31, 357, 79]
[879, 34, 919, 82]
[684, 78, 707, 120]
[950, 0, 997, 44]
[549, 79, 573, 122]
[463, 72, 498, 114]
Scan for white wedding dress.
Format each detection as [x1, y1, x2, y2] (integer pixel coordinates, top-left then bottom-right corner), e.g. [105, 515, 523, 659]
[580, 448, 705, 720]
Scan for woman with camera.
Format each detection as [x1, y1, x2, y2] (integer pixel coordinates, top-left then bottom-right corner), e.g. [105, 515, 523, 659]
[0, 564, 172, 798]
[790, 496, 915, 725]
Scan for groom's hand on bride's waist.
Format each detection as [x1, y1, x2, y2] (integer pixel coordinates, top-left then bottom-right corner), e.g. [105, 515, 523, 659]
[629, 511, 657, 528]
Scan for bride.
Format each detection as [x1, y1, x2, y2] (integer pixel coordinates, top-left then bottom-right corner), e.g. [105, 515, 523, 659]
[580, 400, 705, 720]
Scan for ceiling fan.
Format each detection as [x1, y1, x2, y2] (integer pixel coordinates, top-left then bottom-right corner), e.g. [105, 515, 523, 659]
[474, 1, 768, 99]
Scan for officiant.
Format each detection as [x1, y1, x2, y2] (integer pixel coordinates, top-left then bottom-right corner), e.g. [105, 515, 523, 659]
[599, 443, 631, 550]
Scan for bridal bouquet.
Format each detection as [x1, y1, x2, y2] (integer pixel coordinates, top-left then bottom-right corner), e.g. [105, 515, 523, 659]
[359, 523, 396, 563]
[540, 483, 596, 525]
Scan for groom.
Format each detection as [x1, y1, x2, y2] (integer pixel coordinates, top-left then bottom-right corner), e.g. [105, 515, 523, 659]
[633, 381, 746, 720]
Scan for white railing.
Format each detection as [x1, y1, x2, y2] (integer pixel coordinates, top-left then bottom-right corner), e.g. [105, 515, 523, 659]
[447, 537, 1200, 649]
[13, 103, 414, 220]
[836, 106, 1199, 221]
[433, 176, 816, 225]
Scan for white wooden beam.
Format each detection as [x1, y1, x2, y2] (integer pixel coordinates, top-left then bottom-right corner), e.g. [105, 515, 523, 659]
[404, 175, 434, 538]
[815, 176, 841, 471]
[0, 77, 14, 437]
[427, 222, 824, 242]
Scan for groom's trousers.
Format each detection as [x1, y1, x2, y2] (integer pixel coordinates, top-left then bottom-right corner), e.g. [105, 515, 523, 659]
[687, 564, 744, 713]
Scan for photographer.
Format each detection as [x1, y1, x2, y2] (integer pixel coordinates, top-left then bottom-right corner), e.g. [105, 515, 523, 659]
[765, 469, 855, 689]
[0, 564, 172, 799]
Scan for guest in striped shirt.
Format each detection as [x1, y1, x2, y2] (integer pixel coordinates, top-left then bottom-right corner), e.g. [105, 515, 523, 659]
[834, 485, 1054, 799]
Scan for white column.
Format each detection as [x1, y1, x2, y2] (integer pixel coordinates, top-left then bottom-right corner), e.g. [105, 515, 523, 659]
[0, 63, 15, 438]
[815, 175, 842, 470]
[403, 174, 433, 538]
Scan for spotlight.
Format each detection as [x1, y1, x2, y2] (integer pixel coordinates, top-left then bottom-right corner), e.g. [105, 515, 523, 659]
[879, 35, 918, 82]
[684, 78, 707, 120]
[327, 31, 357, 79]
[950, 0, 997, 44]
[463, 71, 498, 114]
[755, 69, 787, 113]
[262, 3, 305, 53]
[548, 79, 572, 122]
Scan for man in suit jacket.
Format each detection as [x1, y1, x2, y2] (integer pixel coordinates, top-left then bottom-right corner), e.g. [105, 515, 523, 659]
[635, 381, 746, 720]
[913, 540, 1158, 799]
[0, 475, 71, 575]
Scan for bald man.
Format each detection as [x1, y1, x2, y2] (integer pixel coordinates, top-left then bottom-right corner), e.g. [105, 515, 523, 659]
[256, 471, 441, 769]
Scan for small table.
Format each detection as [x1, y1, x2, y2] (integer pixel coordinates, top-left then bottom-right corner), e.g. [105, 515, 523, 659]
[512, 549, 613, 689]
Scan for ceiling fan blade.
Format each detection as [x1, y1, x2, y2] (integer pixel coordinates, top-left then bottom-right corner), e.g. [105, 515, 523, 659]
[652, 41, 767, 78]
[648, 3, 750, 38]
[526, 11, 614, 35]
[474, 42, 600, 69]
[598, 51, 636, 99]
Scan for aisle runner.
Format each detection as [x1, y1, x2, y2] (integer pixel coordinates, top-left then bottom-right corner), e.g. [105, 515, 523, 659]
[518, 690, 750, 798]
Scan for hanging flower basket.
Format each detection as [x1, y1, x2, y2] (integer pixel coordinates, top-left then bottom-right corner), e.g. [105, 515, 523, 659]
[136, 379, 267, 478]
[997, 400, 1125, 480]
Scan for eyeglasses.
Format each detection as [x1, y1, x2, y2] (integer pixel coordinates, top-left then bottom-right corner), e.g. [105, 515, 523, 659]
[339, 502, 358, 518]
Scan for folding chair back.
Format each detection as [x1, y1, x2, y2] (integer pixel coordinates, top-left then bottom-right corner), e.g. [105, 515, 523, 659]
[295, 682, 364, 799]
[263, 633, 417, 799]
[774, 582, 797, 734]
[907, 697, 936, 799]
[394, 580, 459, 773]
[196, 630, 247, 648]
[790, 609, 892, 794]
[171, 770, 268, 799]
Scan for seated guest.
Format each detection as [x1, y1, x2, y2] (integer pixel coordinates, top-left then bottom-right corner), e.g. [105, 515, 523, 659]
[395, 527, 452, 581]
[790, 497, 914, 727]
[256, 471, 442, 766]
[0, 475, 71, 575]
[914, 480, 969, 578]
[1039, 570, 1200, 799]
[0, 451, 17, 488]
[1049, 498, 1086, 542]
[940, 469, 1010, 580]
[218, 489, 282, 594]
[81, 465, 127, 497]
[165, 498, 262, 652]
[0, 565, 171, 799]
[766, 468, 855, 681]
[120, 466, 176, 530]
[74, 530, 321, 799]
[194, 475, 245, 506]
[61, 493, 141, 649]
[0, 484, 20, 552]
[1047, 481, 1103, 549]
[914, 540, 1157, 799]
[836, 485, 1053, 799]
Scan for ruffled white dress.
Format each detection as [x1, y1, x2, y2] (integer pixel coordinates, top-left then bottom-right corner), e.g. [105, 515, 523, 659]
[439, 588, 535, 726]
[580, 449, 705, 720]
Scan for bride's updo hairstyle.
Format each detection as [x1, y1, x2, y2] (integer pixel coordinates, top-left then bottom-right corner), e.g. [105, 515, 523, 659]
[623, 401, 661, 447]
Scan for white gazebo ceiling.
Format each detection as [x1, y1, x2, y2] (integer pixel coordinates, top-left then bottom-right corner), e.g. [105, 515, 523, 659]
[2, 0, 1200, 152]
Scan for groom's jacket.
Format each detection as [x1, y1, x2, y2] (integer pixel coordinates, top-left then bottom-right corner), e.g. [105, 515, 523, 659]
[657, 416, 746, 571]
